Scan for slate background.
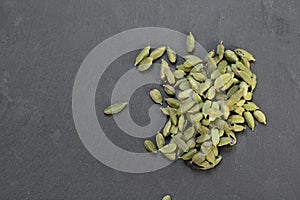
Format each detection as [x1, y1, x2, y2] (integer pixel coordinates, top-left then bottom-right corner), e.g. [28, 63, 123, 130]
[1, 0, 300, 199]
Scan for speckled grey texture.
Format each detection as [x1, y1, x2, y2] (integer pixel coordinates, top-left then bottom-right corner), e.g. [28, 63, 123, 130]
[1, 0, 300, 199]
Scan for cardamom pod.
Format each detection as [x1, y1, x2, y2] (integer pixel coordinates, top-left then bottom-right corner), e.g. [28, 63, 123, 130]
[149, 46, 166, 60]
[137, 57, 153, 71]
[150, 89, 162, 105]
[186, 32, 195, 53]
[156, 132, 165, 149]
[135, 45, 150, 66]
[253, 110, 267, 125]
[104, 102, 127, 115]
[144, 140, 157, 153]
[166, 46, 176, 63]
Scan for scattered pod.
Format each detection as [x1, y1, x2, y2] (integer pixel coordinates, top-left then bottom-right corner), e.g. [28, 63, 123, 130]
[156, 132, 165, 149]
[159, 143, 177, 154]
[144, 140, 157, 153]
[244, 92, 253, 101]
[229, 115, 245, 124]
[163, 152, 177, 161]
[150, 46, 166, 60]
[181, 149, 198, 160]
[178, 115, 185, 131]
[230, 124, 245, 132]
[234, 48, 256, 62]
[253, 110, 267, 125]
[217, 137, 231, 146]
[238, 70, 253, 86]
[163, 120, 172, 137]
[224, 50, 239, 63]
[243, 102, 259, 111]
[135, 45, 150, 66]
[161, 59, 175, 84]
[251, 73, 257, 92]
[218, 60, 227, 74]
[162, 195, 172, 200]
[165, 98, 181, 108]
[244, 111, 255, 131]
[163, 85, 176, 96]
[173, 70, 186, 79]
[167, 46, 176, 63]
[184, 55, 202, 67]
[216, 41, 225, 59]
[104, 102, 127, 115]
[150, 89, 163, 105]
[138, 57, 153, 71]
[160, 107, 170, 115]
[186, 32, 195, 53]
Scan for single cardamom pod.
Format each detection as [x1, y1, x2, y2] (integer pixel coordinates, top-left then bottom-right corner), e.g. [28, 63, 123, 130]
[166, 46, 176, 63]
[159, 143, 177, 154]
[253, 110, 267, 125]
[103, 102, 127, 115]
[144, 140, 157, 153]
[134, 46, 150, 66]
[156, 132, 165, 149]
[149, 46, 166, 60]
[224, 50, 239, 63]
[186, 32, 195, 53]
[244, 111, 255, 131]
[149, 89, 162, 105]
[137, 56, 153, 71]
[162, 195, 172, 200]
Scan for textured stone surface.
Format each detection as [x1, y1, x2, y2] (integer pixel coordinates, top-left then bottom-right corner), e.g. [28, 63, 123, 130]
[0, 0, 300, 199]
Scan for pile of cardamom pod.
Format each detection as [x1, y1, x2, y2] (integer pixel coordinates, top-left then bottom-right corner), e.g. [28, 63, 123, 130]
[105, 32, 267, 171]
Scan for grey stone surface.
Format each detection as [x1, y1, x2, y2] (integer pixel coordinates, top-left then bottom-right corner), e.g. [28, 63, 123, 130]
[1, 0, 300, 199]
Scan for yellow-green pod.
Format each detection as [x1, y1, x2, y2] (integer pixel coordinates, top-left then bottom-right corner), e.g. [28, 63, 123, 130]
[234, 48, 256, 62]
[138, 57, 153, 71]
[224, 50, 239, 63]
[135, 45, 150, 66]
[162, 194, 172, 200]
[156, 132, 165, 149]
[159, 143, 177, 154]
[104, 102, 127, 115]
[186, 32, 195, 53]
[167, 46, 176, 63]
[217, 41, 225, 59]
[149, 89, 162, 105]
[144, 140, 157, 153]
[253, 110, 267, 125]
[181, 148, 198, 160]
[149, 46, 166, 60]
[244, 111, 255, 131]
[163, 120, 172, 137]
